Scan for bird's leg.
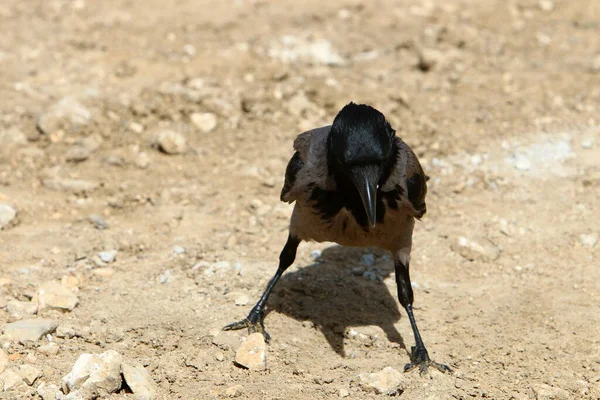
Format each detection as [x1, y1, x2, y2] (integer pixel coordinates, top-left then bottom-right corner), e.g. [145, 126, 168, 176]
[223, 235, 300, 342]
[394, 259, 451, 375]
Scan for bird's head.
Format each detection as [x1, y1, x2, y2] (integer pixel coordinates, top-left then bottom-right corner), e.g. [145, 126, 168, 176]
[328, 102, 396, 228]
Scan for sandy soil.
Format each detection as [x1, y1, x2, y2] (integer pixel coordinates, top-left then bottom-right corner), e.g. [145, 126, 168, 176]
[1, 0, 599, 398]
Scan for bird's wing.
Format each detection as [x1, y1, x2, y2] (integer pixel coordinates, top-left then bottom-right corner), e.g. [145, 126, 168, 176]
[280, 151, 304, 202]
[281, 125, 332, 203]
[383, 138, 428, 218]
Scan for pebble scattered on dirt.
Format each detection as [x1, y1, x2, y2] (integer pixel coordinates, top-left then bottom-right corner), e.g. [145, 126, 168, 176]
[234, 333, 267, 371]
[122, 363, 158, 400]
[61, 350, 123, 398]
[0, 204, 17, 230]
[357, 366, 407, 395]
[3, 319, 59, 343]
[155, 130, 187, 154]
[37, 281, 79, 312]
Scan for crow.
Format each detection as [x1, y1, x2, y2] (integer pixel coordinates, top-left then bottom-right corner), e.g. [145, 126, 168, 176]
[224, 102, 450, 374]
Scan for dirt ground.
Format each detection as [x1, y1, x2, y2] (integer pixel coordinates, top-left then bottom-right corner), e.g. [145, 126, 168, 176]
[1, 0, 599, 398]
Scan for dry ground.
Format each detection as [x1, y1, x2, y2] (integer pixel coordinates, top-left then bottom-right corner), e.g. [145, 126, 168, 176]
[1, 0, 599, 398]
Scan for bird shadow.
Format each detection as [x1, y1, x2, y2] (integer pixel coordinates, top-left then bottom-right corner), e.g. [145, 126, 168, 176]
[266, 245, 406, 357]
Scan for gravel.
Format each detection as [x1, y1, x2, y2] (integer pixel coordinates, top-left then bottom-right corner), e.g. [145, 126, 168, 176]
[234, 333, 267, 370]
[61, 350, 123, 398]
[98, 250, 118, 263]
[0, 204, 17, 230]
[357, 366, 407, 395]
[122, 363, 158, 400]
[2, 319, 59, 343]
[190, 112, 217, 133]
[37, 281, 79, 311]
[155, 130, 187, 154]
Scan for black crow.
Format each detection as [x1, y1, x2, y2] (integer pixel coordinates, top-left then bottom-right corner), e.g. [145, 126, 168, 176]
[224, 102, 450, 374]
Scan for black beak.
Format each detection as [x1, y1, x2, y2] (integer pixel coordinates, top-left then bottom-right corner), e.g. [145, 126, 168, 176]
[349, 165, 379, 228]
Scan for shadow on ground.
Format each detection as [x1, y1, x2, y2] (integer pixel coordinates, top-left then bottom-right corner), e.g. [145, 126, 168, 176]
[266, 245, 407, 357]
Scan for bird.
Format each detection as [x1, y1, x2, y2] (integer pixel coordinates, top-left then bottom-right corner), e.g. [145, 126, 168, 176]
[224, 102, 450, 374]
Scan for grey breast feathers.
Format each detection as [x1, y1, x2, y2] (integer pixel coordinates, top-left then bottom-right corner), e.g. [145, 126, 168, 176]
[280, 126, 332, 204]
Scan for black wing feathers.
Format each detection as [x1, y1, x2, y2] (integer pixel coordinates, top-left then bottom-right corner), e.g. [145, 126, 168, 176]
[280, 151, 304, 201]
[406, 173, 427, 218]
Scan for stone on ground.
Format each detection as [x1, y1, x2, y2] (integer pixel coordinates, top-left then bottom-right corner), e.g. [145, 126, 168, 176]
[358, 366, 407, 395]
[3, 319, 59, 343]
[234, 333, 267, 370]
[37, 281, 79, 311]
[61, 350, 122, 397]
[122, 363, 158, 400]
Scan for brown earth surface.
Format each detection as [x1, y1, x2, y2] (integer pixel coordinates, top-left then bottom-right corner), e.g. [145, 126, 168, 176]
[1, 0, 599, 399]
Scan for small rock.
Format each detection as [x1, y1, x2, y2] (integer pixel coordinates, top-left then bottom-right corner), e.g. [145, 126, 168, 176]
[215, 352, 225, 362]
[362, 268, 383, 281]
[98, 250, 118, 263]
[453, 236, 500, 261]
[172, 246, 186, 255]
[55, 326, 76, 339]
[155, 130, 186, 154]
[17, 364, 41, 386]
[0, 349, 8, 374]
[92, 268, 115, 278]
[37, 97, 92, 136]
[38, 281, 79, 311]
[531, 383, 570, 400]
[43, 178, 98, 194]
[581, 138, 594, 149]
[0, 204, 17, 230]
[136, 152, 149, 169]
[129, 122, 145, 134]
[234, 294, 249, 306]
[512, 154, 532, 171]
[579, 233, 598, 248]
[38, 342, 60, 356]
[361, 253, 376, 267]
[6, 300, 37, 320]
[358, 366, 407, 395]
[351, 266, 366, 276]
[88, 214, 109, 229]
[159, 270, 174, 284]
[66, 146, 91, 162]
[538, 0, 554, 11]
[37, 382, 61, 400]
[339, 388, 349, 397]
[269, 36, 345, 65]
[122, 363, 158, 400]
[3, 319, 59, 343]
[61, 350, 122, 397]
[190, 112, 217, 133]
[225, 384, 243, 398]
[183, 43, 196, 56]
[0, 368, 24, 391]
[234, 333, 267, 370]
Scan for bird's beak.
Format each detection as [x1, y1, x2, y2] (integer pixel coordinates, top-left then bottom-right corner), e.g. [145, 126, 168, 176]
[350, 165, 379, 228]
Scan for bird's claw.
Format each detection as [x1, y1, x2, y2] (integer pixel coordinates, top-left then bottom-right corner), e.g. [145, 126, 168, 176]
[403, 346, 451, 375]
[222, 314, 271, 343]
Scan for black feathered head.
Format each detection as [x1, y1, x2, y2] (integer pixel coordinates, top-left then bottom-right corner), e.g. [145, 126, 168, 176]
[329, 102, 395, 166]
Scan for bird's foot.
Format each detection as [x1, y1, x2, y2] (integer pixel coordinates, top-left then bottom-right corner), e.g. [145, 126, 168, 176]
[404, 346, 451, 375]
[222, 310, 271, 343]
